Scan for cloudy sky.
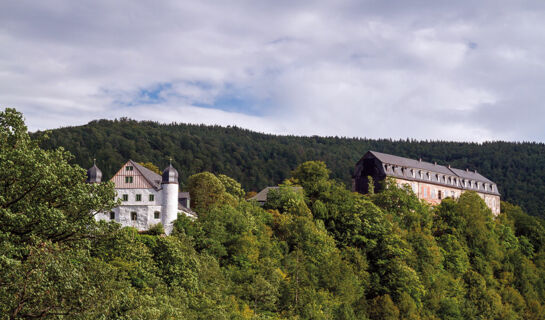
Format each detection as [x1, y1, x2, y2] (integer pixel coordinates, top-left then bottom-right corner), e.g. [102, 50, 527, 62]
[1, 1, 544, 141]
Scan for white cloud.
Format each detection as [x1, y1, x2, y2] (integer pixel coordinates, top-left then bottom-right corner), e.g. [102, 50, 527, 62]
[1, 0, 545, 141]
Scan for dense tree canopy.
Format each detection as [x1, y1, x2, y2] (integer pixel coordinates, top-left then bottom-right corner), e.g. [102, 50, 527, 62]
[34, 117, 545, 218]
[2, 109, 545, 318]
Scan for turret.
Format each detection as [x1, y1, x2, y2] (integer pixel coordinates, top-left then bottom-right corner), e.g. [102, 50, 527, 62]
[86, 159, 102, 184]
[161, 163, 179, 235]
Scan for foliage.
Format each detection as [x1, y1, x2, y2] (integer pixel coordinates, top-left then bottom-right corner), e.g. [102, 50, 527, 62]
[187, 172, 228, 214]
[3, 109, 545, 318]
[32, 117, 545, 218]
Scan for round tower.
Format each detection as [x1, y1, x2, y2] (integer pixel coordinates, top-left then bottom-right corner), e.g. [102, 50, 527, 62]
[161, 163, 179, 235]
[86, 160, 102, 184]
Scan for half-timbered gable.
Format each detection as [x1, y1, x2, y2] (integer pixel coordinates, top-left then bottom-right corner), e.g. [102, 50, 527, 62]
[110, 160, 161, 189]
[90, 159, 195, 234]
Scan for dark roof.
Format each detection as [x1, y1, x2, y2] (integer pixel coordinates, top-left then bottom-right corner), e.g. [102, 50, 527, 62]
[179, 192, 190, 199]
[364, 151, 500, 196]
[368, 151, 453, 175]
[161, 164, 179, 184]
[178, 201, 197, 218]
[449, 167, 493, 184]
[86, 164, 102, 184]
[130, 160, 162, 189]
[249, 186, 303, 202]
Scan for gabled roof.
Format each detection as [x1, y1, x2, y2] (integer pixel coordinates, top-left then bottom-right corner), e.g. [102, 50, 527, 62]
[363, 150, 500, 195]
[367, 151, 453, 175]
[178, 201, 197, 218]
[448, 167, 493, 184]
[249, 186, 303, 202]
[130, 160, 162, 190]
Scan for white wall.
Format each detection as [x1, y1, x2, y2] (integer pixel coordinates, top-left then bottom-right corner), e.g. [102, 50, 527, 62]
[95, 188, 167, 231]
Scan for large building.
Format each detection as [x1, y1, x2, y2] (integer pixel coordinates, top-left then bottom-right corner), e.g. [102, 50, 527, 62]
[87, 160, 195, 234]
[353, 151, 501, 215]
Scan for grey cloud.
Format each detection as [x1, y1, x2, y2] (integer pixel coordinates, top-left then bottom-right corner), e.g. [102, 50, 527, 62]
[1, 0, 545, 141]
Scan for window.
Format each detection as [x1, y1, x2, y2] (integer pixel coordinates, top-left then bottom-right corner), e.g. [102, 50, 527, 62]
[131, 212, 137, 221]
[122, 194, 128, 201]
[149, 194, 155, 201]
[136, 194, 142, 201]
[154, 211, 160, 219]
[438, 190, 442, 200]
[110, 211, 115, 220]
[411, 169, 415, 178]
[125, 176, 133, 183]
[126, 166, 133, 171]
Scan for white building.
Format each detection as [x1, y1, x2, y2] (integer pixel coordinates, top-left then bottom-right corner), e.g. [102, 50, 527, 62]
[87, 160, 195, 234]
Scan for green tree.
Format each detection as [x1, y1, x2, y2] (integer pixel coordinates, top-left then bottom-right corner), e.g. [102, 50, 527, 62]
[187, 172, 227, 214]
[0, 108, 118, 318]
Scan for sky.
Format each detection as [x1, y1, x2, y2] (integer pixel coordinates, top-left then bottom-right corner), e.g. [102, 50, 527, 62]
[1, 1, 545, 142]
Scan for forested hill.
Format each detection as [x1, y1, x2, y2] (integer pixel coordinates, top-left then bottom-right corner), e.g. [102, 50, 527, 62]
[35, 118, 545, 218]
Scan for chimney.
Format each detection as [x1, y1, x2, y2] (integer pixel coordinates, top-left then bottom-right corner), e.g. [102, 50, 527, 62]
[466, 168, 469, 172]
[434, 161, 437, 165]
[448, 164, 451, 168]
[419, 158, 422, 162]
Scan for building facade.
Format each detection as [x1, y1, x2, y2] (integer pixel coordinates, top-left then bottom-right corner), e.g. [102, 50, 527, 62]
[87, 160, 195, 234]
[353, 151, 501, 215]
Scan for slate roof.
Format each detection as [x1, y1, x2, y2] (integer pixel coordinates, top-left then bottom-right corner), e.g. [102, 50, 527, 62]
[365, 151, 500, 196]
[369, 151, 453, 175]
[179, 192, 190, 199]
[130, 160, 162, 190]
[178, 201, 197, 218]
[86, 164, 102, 184]
[249, 186, 303, 202]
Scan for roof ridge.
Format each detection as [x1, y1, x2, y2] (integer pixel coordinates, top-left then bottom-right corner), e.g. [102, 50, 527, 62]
[129, 160, 162, 189]
[366, 150, 498, 194]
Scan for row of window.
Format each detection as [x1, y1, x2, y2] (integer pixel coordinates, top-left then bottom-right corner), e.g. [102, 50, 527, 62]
[109, 211, 161, 220]
[121, 194, 155, 202]
[385, 164, 495, 192]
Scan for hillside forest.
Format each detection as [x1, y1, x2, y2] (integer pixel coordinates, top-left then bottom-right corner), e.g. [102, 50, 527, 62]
[2, 108, 545, 319]
[34, 118, 545, 219]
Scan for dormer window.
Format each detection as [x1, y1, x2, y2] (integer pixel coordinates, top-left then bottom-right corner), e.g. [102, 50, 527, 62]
[419, 171, 423, 179]
[412, 169, 415, 178]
